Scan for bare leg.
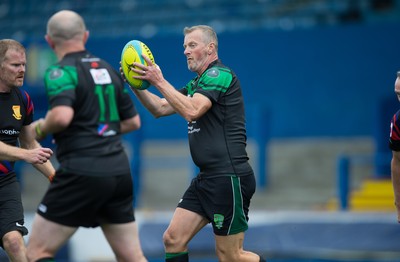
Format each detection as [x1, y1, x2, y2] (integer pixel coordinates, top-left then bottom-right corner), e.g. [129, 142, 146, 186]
[215, 232, 261, 262]
[163, 207, 208, 253]
[2, 231, 27, 262]
[101, 221, 147, 262]
[26, 214, 77, 262]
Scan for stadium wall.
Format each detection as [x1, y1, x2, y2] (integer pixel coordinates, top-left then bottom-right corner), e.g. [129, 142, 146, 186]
[23, 22, 400, 141]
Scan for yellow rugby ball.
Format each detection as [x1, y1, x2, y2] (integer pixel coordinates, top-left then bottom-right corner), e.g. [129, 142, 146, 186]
[121, 40, 155, 90]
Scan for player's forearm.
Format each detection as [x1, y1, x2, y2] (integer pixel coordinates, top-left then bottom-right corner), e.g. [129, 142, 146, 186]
[33, 160, 56, 182]
[154, 80, 198, 121]
[133, 89, 174, 118]
[120, 115, 141, 134]
[0, 141, 26, 162]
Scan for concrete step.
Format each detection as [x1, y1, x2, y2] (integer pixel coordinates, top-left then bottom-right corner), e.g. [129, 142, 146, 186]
[325, 179, 395, 212]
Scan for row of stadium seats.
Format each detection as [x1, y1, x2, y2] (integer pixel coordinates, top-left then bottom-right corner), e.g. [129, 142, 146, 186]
[0, 0, 399, 41]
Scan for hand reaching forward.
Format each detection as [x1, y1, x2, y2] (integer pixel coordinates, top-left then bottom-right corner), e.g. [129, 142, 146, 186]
[24, 147, 53, 164]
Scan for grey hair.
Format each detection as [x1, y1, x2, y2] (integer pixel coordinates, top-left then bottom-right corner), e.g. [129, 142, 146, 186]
[183, 25, 218, 52]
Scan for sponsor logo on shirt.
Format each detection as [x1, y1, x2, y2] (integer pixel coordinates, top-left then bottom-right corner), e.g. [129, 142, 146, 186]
[90, 68, 112, 85]
[0, 129, 20, 135]
[97, 124, 117, 137]
[188, 121, 200, 134]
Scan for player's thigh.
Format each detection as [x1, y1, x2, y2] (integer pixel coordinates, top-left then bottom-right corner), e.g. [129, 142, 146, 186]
[164, 207, 208, 245]
[101, 222, 140, 248]
[27, 214, 77, 256]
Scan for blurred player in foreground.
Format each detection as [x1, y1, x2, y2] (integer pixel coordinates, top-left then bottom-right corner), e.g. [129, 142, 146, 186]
[25, 10, 147, 262]
[0, 39, 55, 262]
[389, 71, 400, 223]
[125, 25, 265, 262]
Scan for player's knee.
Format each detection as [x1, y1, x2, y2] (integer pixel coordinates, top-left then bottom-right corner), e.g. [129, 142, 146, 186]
[26, 243, 55, 262]
[3, 232, 24, 256]
[162, 229, 185, 251]
[162, 229, 175, 248]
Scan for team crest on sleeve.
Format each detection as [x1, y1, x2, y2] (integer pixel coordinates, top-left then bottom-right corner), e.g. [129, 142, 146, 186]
[207, 68, 220, 78]
[90, 68, 112, 84]
[49, 68, 63, 80]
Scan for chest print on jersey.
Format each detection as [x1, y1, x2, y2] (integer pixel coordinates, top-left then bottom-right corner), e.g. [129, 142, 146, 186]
[188, 121, 200, 134]
[12, 105, 22, 120]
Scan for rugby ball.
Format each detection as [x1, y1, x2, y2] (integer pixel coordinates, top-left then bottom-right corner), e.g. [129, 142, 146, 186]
[121, 40, 155, 90]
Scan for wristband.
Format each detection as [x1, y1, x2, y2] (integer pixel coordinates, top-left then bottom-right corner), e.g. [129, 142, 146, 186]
[35, 123, 46, 139]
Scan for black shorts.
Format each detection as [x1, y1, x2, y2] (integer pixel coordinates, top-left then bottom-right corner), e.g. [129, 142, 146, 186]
[0, 179, 28, 247]
[177, 174, 256, 236]
[37, 170, 135, 227]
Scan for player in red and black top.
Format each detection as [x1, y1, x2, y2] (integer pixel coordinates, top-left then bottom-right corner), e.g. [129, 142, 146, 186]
[0, 39, 55, 262]
[128, 25, 265, 262]
[389, 71, 400, 223]
[25, 10, 147, 262]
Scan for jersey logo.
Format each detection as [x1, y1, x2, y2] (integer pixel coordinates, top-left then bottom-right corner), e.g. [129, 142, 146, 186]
[97, 124, 116, 137]
[90, 68, 112, 85]
[12, 105, 22, 120]
[207, 68, 220, 78]
[38, 203, 47, 213]
[214, 214, 224, 229]
[49, 68, 63, 80]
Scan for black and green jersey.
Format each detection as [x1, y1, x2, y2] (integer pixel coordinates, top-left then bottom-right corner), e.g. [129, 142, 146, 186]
[180, 60, 253, 177]
[44, 50, 137, 176]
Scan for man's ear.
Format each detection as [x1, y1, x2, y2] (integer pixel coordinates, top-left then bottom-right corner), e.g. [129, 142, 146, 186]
[45, 35, 55, 49]
[83, 30, 89, 44]
[208, 43, 214, 55]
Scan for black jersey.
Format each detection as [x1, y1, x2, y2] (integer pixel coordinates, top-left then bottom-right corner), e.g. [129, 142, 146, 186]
[0, 88, 33, 184]
[390, 110, 400, 151]
[44, 50, 138, 176]
[180, 60, 253, 177]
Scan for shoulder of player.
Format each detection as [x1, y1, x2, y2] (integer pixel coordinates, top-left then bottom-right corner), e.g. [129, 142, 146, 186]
[199, 65, 234, 87]
[394, 110, 400, 121]
[45, 64, 77, 81]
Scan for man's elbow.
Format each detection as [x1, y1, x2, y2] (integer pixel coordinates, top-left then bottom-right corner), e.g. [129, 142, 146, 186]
[183, 110, 201, 122]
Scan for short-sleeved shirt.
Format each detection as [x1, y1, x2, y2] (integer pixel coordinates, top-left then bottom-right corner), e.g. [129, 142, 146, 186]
[0, 88, 33, 186]
[390, 110, 400, 151]
[179, 59, 253, 177]
[44, 50, 137, 176]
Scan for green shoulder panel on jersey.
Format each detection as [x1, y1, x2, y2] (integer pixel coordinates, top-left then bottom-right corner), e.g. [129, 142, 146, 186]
[44, 65, 78, 97]
[198, 66, 233, 93]
[185, 78, 197, 96]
